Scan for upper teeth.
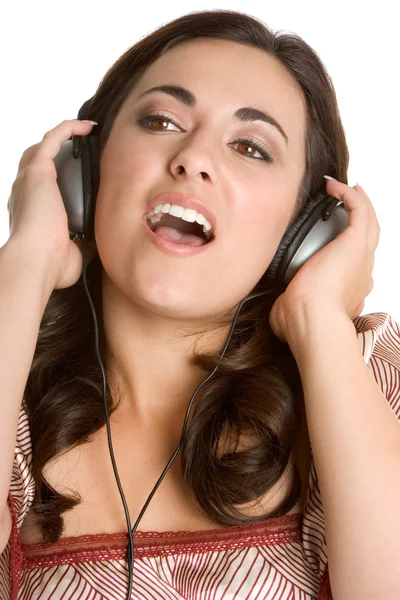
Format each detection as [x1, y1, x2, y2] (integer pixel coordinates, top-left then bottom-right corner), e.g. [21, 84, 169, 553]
[146, 203, 213, 235]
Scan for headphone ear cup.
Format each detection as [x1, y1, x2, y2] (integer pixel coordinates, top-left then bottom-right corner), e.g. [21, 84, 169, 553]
[265, 191, 349, 293]
[54, 131, 100, 240]
[78, 133, 100, 240]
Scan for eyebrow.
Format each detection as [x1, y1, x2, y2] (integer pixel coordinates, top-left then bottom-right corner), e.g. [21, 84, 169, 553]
[137, 85, 289, 145]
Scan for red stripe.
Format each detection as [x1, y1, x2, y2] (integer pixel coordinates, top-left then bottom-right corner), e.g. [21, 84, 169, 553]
[1, 312, 398, 599]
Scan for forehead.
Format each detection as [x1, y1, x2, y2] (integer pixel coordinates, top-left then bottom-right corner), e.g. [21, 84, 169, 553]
[127, 38, 306, 145]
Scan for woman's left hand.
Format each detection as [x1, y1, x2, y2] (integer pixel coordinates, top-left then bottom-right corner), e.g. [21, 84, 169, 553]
[269, 178, 381, 343]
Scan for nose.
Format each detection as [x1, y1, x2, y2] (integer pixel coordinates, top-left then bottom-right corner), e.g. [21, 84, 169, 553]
[169, 132, 218, 183]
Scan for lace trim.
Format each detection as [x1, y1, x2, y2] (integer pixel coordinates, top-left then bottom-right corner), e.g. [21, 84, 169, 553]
[20, 513, 302, 569]
[7, 492, 24, 600]
[317, 563, 331, 599]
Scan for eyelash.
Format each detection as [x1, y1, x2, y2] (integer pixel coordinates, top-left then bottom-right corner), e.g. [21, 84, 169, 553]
[136, 113, 273, 163]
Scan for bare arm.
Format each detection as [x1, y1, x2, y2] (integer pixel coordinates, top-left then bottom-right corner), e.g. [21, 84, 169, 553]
[0, 239, 56, 552]
[287, 306, 400, 599]
[0, 118, 97, 554]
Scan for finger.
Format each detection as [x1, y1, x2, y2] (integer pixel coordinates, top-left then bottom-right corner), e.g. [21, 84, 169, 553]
[324, 178, 369, 236]
[353, 183, 381, 248]
[26, 120, 97, 178]
[16, 120, 96, 177]
[35, 119, 96, 162]
[352, 183, 380, 253]
[325, 179, 380, 254]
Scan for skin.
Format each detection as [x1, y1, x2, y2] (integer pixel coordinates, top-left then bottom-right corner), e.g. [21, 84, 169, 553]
[92, 38, 307, 442]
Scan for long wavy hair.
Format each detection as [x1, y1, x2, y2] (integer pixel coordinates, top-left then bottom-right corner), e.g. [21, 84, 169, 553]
[24, 9, 349, 542]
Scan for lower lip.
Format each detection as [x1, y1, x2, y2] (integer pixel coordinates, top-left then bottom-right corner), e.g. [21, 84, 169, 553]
[141, 217, 213, 256]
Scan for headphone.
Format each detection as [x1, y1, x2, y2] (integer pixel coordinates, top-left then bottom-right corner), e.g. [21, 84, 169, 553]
[53, 98, 349, 598]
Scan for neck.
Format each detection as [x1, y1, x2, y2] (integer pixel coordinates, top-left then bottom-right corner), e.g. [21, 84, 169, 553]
[100, 273, 230, 430]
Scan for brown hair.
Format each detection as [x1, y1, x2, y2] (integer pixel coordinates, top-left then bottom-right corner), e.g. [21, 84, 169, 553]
[24, 9, 349, 542]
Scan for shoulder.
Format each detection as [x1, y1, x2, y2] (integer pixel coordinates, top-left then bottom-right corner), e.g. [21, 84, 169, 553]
[8, 401, 35, 531]
[353, 312, 400, 362]
[353, 312, 400, 406]
[353, 312, 400, 427]
[353, 312, 400, 385]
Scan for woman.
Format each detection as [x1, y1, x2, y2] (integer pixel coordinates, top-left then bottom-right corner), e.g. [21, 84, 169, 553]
[1, 9, 400, 600]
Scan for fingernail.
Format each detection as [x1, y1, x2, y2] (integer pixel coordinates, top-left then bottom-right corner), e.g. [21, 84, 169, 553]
[324, 175, 337, 181]
[81, 120, 98, 125]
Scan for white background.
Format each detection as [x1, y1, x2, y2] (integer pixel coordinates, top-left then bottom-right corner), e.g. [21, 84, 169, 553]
[1, 0, 398, 321]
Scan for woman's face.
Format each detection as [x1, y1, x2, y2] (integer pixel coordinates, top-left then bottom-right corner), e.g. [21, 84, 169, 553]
[95, 38, 307, 321]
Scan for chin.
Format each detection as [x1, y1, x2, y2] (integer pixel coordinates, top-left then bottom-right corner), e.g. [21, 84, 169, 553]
[137, 286, 211, 321]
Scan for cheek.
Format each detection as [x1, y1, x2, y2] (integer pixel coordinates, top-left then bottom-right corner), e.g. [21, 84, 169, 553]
[100, 135, 161, 189]
[233, 219, 273, 281]
[95, 136, 165, 237]
[229, 191, 291, 280]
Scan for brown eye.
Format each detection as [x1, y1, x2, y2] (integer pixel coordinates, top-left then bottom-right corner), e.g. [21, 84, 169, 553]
[237, 142, 257, 157]
[137, 115, 273, 163]
[149, 118, 169, 130]
[137, 113, 181, 132]
[231, 138, 273, 162]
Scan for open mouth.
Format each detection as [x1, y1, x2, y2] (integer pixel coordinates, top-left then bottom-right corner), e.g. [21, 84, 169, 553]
[145, 209, 215, 247]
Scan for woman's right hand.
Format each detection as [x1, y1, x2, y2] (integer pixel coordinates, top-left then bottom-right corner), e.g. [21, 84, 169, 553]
[7, 119, 98, 290]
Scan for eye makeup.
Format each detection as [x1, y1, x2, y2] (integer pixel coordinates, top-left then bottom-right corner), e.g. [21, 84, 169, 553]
[131, 81, 289, 158]
[134, 84, 289, 145]
[132, 93, 285, 153]
[136, 110, 275, 163]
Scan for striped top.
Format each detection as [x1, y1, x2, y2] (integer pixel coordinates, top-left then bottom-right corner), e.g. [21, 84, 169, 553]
[1, 312, 400, 600]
